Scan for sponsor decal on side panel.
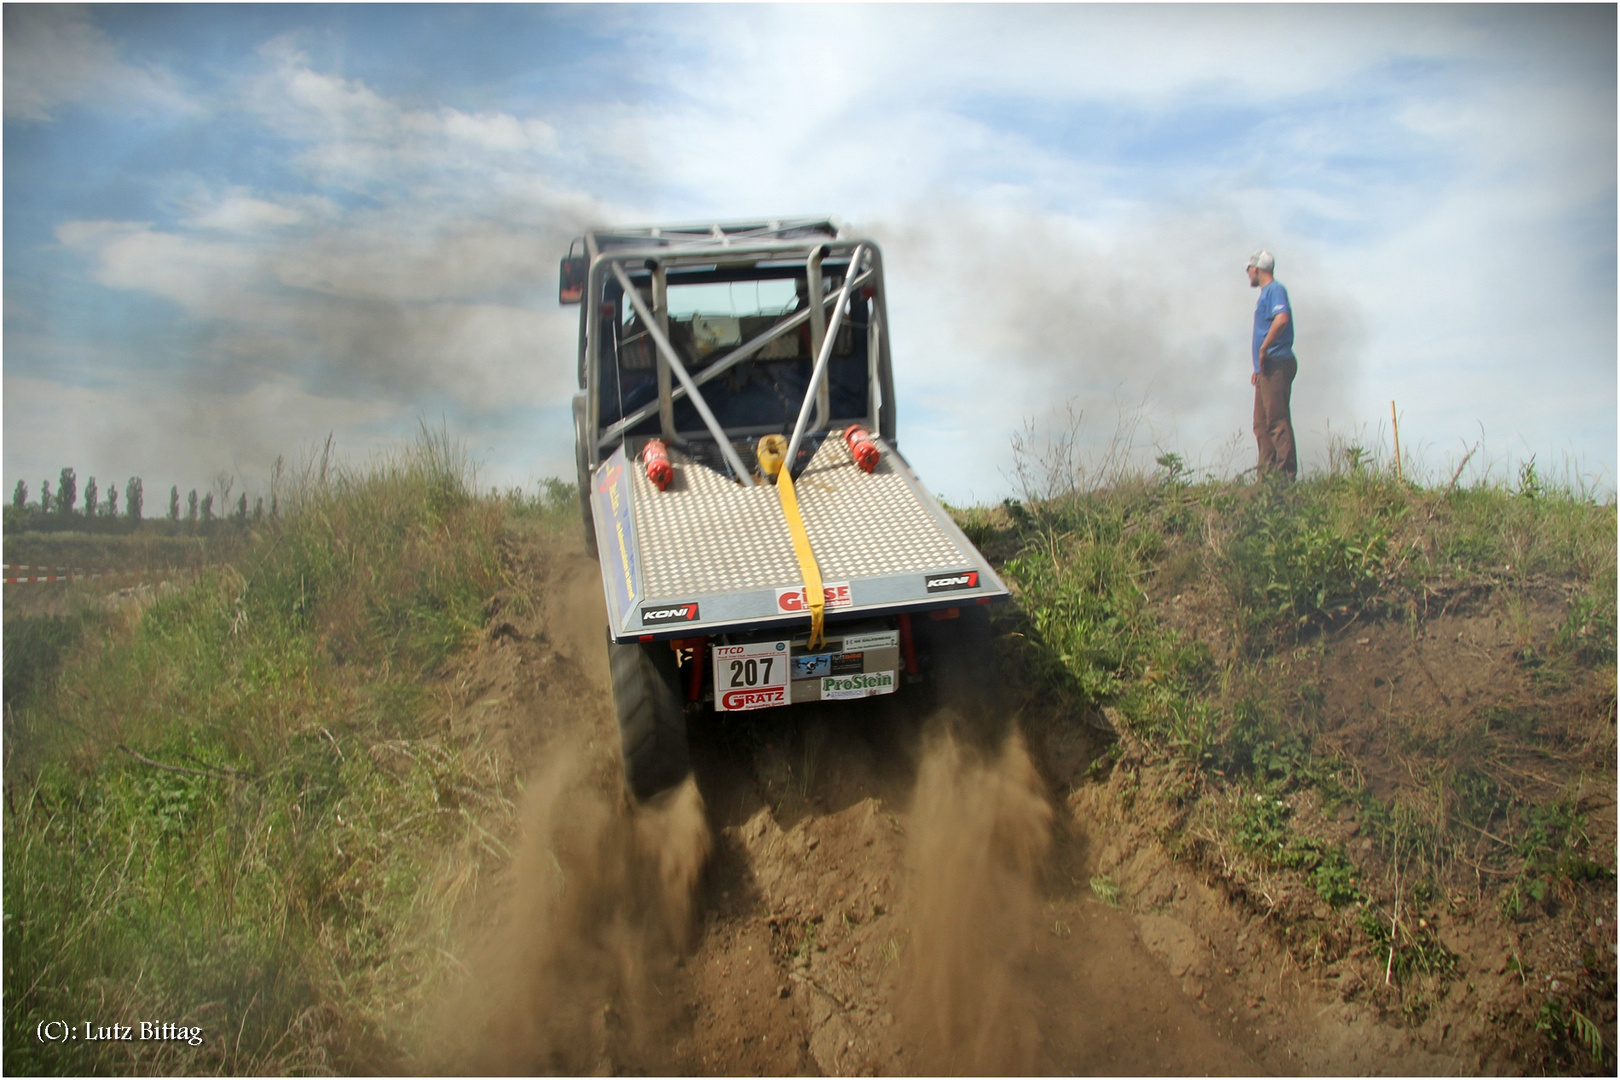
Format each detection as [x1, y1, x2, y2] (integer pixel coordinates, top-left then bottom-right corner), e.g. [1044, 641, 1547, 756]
[594, 449, 639, 624]
[641, 602, 699, 624]
[924, 569, 980, 593]
[821, 670, 896, 700]
[776, 581, 853, 613]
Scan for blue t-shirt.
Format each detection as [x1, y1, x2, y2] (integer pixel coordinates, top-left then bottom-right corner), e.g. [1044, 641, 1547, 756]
[1252, 281, 1294, 371]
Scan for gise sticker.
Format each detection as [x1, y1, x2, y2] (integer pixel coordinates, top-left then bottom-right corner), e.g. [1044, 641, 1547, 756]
[712, 640, 790, 711]
[776, 581, 853, 613]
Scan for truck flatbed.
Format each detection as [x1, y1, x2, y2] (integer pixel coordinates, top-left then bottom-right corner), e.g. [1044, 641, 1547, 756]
[593, 432, 1008, 643]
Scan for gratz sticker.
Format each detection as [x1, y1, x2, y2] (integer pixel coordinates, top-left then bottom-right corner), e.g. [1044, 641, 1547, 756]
[713, 641, 790, 711]
[641, 602, 699, 624]
[924, 570, 980, 593]
[821, 670, 896, 700]
[776, 581, 853, 613]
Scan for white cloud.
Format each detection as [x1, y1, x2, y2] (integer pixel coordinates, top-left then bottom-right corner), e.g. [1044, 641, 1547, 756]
[13, 6, 1611, 502]
[3, 6, 192, 120]
[247, 41, 559, 192]
[181, 191, 312, 234]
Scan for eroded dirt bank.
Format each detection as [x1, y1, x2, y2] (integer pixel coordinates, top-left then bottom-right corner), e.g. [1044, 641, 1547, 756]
[408, 523, 1504, 1075]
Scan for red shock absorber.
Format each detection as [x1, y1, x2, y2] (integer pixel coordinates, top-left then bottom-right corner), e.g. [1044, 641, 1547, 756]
[674, 637, 707, 702]
[643, 438, 673, 490]
[844, 425, 880, 473]
[898, 613, 918, 675]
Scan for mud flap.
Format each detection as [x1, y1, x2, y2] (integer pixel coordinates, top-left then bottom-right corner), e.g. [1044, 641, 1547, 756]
[610, 637, 692, 801]
[915, 605, 1005, 742]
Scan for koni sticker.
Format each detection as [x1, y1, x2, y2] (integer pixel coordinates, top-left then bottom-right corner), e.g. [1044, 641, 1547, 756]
[641, 602, 699, 624]
[776, 581, 852, 613]
[820, 670, 896, 700]
[924, 570, 980, 593]
[713, 641, 790, 711]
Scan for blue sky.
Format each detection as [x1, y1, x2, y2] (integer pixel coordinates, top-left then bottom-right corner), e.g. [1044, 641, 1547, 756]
[5, 3, 1615, 506]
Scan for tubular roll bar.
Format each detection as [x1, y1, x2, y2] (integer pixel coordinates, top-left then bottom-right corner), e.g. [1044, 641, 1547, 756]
[581, 223, 887, 481]
[787, 244, 868, 468]
[595, 264, 875, 449]
[608, 260, 756, 487]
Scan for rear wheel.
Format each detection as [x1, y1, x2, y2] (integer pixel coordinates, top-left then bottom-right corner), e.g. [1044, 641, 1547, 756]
[610, 637, 691, 801]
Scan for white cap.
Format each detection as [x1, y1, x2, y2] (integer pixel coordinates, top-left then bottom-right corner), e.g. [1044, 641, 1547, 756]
[1248, 250, 1275, 272]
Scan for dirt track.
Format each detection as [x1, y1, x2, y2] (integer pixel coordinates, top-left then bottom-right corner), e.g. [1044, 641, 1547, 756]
[418, 524, 1476, 1075]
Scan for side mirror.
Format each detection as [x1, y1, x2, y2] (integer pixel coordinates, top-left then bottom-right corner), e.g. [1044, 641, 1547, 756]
[559, 254, 586, 304]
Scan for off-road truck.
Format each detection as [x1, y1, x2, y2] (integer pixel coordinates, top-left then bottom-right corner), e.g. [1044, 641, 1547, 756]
[561, 218, 1008, 799]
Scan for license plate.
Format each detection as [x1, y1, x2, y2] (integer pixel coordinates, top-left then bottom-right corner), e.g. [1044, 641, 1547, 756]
[712, 640, 790, 711]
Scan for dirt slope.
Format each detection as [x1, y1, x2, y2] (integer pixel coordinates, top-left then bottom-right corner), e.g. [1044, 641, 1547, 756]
[411, 521, 1491, 1075]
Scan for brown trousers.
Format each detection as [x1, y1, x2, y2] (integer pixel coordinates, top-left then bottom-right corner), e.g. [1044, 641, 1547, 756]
[1253, 355, 1298, 479]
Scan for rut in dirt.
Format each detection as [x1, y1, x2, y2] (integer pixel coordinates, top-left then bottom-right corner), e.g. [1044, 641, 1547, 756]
[420, 531, 1268, 1075]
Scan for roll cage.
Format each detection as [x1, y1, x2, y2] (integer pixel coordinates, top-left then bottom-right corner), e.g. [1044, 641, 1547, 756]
[565, 218, 897, 482]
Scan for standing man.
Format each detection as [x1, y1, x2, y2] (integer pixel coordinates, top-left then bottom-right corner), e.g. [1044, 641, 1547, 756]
[1247, 250, 1297, 480]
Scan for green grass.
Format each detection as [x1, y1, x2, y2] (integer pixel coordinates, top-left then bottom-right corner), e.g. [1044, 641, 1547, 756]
[985, 455, 1615, 1056]
[3, 434, 530, 1073]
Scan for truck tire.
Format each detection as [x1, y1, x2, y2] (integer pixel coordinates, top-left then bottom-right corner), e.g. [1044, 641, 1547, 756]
[610, 638, 691, 801]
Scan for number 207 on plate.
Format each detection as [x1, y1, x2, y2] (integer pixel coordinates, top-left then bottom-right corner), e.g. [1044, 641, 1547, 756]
[712, 640, 790, 712]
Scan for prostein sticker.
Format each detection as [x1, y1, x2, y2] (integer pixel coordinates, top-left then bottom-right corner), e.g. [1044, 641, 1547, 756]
[820, 670, 896, 701]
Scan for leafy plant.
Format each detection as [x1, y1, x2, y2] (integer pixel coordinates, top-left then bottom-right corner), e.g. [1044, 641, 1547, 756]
[1089, 875, 1122, 907]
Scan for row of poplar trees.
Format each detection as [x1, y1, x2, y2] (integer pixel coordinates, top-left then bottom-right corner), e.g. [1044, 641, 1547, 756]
[10, 468, 268, 524]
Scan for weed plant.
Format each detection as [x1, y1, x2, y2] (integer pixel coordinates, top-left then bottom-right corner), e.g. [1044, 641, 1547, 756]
[3, 433, 516, 1073]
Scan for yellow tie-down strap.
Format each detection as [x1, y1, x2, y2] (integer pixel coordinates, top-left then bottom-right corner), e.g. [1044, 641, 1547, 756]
[756, 435, 826, 649]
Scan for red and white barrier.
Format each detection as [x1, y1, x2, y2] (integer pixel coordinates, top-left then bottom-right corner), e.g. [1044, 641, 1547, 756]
[2, 565, 177, 585]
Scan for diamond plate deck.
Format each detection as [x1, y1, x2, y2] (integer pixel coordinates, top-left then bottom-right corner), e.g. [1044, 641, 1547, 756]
[633, 438, 972, 600]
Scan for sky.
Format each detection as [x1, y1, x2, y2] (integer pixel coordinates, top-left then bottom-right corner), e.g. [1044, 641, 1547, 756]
[4, 3, 1615, 507]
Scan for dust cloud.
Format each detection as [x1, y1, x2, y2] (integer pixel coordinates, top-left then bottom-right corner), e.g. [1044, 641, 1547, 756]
[897, 726, 1054, 1074]
[868, 199, 1368, 478]
[426, 746, 710, 1074]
